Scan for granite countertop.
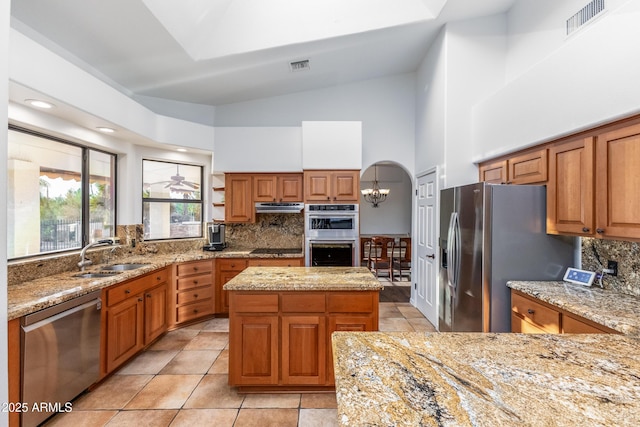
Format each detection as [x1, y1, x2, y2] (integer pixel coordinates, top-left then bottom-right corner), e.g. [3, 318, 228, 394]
[223, 266, 383, 291]
[332, 331, 640, 427]
[507, 281, 640, 336]
[8, 247, 304, 321]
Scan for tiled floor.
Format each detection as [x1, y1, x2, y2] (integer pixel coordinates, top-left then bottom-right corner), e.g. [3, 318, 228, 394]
[45, 282, 435, 427]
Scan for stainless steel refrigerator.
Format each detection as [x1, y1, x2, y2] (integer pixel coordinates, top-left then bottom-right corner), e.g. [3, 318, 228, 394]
[439, 183, 575, 332]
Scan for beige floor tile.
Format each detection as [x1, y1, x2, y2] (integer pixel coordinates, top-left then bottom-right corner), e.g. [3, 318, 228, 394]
[160, 350, 220, 375]
[44, 410, 118, 426]
[208, 349, 229, 374]
[149, 329, 200, 351]
[184, 331, 229, 350]
[201, 317, 230, 332]
[379, 317, 415, 332]
[117, 350, 179, 375]
[106, 409, 177, 426]
[408, 317, 437, 332]
[241, 393, 301, 408]
[183, 374, 245, 409]
[125, 375, 203, 409]
[379, 304, 402, 318]
[170, 409, 238, 427]
[398, 305, 425, 319]
[73, 375, 153, 410]
[233, 408, 299, 427]
[299, 408, 340, 427]
[181, 320, 209, 330]
[300, 393, 337, 409]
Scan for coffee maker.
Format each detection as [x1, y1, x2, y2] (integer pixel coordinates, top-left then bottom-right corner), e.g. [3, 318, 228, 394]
[204, 223, 226, 251]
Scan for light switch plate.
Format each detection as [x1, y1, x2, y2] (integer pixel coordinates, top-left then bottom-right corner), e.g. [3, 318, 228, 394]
[563, 267, 596, 287]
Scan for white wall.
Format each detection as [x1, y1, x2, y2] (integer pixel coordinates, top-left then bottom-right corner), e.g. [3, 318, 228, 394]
[215, 74, 416, 178]
[1, 0, 10, 421]
[302, 121, 362, 170]
[473, 0, 640, 160]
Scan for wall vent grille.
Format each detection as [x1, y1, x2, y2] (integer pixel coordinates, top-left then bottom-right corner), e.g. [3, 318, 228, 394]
[289, 60, 311, 72]
[567, 0, 606, 35]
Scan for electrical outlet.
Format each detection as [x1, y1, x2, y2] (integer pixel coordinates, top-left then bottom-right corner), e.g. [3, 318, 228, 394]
[607, 260, 618, 276]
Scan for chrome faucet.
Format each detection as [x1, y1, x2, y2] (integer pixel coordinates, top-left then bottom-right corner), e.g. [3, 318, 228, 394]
[78, 239, 115, 271]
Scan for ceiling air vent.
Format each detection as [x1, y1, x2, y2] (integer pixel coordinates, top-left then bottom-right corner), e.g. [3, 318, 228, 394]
[566, 0, 606, 35]
[289, 59, 310, 72]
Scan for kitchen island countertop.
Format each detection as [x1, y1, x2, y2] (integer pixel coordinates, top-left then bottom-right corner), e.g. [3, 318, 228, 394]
[223, 266, 383, 291]
[332, 331, 640, 426]
[508, 280, 640, 336]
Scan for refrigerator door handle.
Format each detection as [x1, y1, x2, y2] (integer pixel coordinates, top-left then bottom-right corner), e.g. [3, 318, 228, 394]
[446, 212, 459, 292]
[452, 212, 461, 292]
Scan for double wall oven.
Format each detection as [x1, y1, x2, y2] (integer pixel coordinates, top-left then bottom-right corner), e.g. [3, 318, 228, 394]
[305, 204, 359, 266]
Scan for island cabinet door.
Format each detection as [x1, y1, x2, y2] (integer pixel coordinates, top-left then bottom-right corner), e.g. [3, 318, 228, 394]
[229, 315, 279, 385]
[326, 315, 375, 385]
[281, 315, 326, 385]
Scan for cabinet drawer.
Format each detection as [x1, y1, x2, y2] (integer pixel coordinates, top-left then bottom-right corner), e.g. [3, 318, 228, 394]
[177, 286, 214, 306]
[282, 293, 325, 313]
[218, 259, 248, 271]
[177, 260, 212, 276]
[177, 274, 212, 291]
[327, 293, 374, 313]
[562, 314, 612, 334]
[176, 299, 214, 323]
[511, 293, 560, 333]
[248, 258, 304, 267]
[231, 294, 279, 313]
[106, 269, 168, 306]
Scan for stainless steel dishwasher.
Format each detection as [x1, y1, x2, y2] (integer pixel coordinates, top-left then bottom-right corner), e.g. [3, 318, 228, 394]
[21, 290, 102, 427]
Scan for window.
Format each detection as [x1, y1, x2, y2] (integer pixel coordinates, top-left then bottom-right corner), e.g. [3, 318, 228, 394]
[142, 160, 203, 240]
[7, 127, 116, 259]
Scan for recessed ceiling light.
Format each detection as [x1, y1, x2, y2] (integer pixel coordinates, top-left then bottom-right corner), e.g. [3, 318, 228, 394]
[176, 148, 187, 152]
[25, 99, 54, 109]
[97, 127, 115, 133]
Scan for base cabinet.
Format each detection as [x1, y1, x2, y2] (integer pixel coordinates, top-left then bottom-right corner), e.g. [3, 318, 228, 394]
[174, 259, 215, 325]
[102, 267, 169, 375]
[229, 291, 378, 390]
[511, 290, 617, 334]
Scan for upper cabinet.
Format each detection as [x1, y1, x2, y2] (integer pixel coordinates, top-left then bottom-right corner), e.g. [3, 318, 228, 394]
[225, 174, 254, 223]
[253, 173, 303, 203]
[304, 170, 360, 203]
[547, 137, 594, 235]
[479, 149, 547, 185]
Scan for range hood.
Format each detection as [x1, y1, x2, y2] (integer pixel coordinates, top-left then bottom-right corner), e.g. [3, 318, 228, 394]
[255, 202, 304, 214]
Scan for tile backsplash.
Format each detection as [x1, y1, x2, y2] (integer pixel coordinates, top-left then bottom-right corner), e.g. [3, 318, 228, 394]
[581, 237, 640, 297]
[224, 213, 304, 249]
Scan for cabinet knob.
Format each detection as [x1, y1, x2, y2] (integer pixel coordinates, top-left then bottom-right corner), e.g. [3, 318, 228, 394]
[125, 289, 131, 294]
[138, 297, 143, 302]
[596, 228, 605, 234]
[193, 280, 198, 285]
[193, 309, 199, 314]
[145, 293, 151, 298]
[527, 309, 535, 315]
[194, 294, 198, 298]
[582, 227, 590, 233]
[193, 267, 199, 271]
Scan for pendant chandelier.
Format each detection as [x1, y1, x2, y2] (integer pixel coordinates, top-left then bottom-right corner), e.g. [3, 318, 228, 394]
[361, 164, 390, 208]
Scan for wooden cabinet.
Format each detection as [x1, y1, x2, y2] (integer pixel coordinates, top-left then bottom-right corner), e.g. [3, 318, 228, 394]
[511, 290, 617, 334]
[595, 123, 640, 240]
[304, 170, 360, 203]
[228, 290, 378, 390]
[479, 149, 548, 185]
[247, 258, 304, 267]
[102, 268, 169, 374]
[173, 259, 215, 325]
[225, 174, 254, 223]
[216, 258, 248, 314]
[547, 137, 595, 235]
[253, 173, 303, 202]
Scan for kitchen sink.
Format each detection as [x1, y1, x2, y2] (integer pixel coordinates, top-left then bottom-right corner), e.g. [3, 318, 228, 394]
[101, 263, 150, 271]
[73, 271, 122, 279]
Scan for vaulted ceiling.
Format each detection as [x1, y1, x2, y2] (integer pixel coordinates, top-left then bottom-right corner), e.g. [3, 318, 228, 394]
[11, 0, 516, 110]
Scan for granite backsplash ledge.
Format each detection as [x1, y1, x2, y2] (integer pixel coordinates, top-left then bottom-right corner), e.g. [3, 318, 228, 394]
[224, 213, 304, 249]
[581, 237, 640, 297]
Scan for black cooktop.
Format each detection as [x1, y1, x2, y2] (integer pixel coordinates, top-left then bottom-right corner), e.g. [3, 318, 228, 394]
[250, 248, 302, 255]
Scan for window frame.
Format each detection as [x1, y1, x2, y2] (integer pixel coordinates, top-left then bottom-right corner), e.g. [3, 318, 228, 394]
[8, 125, 118, 260]
[141, 159, 204, 241]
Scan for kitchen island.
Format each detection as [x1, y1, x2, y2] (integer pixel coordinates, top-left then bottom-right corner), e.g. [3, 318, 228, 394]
[224, 266, 382, 391]
[332, 331, 640, 426]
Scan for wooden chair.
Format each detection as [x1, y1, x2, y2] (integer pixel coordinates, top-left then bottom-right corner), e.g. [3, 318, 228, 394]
[368, 237, 394, 278]
[360, 237, 372, 268]
[391, 237, 411, 282]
